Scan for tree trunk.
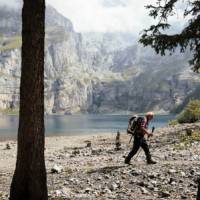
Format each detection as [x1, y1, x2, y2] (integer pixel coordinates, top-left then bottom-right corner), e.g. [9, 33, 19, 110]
[197, 180, 200, 200]
[10, 0, 47, 199]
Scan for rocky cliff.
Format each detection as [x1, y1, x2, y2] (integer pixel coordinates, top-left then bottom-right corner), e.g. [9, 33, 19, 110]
[0, 5, 199, 114]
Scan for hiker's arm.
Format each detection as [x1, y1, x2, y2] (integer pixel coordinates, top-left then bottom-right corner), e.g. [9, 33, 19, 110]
[141, 127, 153, 137]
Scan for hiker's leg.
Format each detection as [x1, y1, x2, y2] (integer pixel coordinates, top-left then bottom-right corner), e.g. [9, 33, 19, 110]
[125, 138, 140, 163]
[140, 138, 151, 162]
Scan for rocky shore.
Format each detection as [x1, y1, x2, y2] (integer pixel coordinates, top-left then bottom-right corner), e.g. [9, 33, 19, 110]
[0, 122, 200, 199]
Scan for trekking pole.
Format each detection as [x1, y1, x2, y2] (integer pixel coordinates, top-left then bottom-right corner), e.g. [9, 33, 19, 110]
[129, 135, 133, 144]
[148, 126, 155, 149]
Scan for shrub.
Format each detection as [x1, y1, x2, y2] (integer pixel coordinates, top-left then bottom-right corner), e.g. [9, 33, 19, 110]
[168, 119, 178, 126]
[174, 131, 200, 150]
[177, 100, 200, 123]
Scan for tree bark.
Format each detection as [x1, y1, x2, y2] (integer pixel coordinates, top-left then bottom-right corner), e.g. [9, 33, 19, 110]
[10, 0, 47, 199]
[197, 179, 200, 200]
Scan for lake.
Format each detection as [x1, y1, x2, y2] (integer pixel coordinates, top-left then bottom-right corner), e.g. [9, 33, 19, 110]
[0, 114, 175, 139]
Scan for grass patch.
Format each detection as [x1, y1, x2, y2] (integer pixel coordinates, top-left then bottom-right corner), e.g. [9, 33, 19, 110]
[168, 120, 178, 126]
[64, 167, 73, 175]
[0, 35, 21, 52]
[1, 108, 19, 115]
[174, 132, 200, 150]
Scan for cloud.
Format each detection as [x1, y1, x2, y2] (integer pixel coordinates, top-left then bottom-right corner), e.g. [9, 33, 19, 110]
[0, 0, 185, 34]
[47, 0, 157, 34]
[100, 0, 131, 8]
[0, 0, 21, 8]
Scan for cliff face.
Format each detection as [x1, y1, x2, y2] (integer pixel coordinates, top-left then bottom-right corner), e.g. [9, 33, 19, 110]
[0, 5, 199, 114]
[90, 46, 199, 114]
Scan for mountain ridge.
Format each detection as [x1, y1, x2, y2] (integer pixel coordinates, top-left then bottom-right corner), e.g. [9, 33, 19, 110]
[0, 5, 199, 114]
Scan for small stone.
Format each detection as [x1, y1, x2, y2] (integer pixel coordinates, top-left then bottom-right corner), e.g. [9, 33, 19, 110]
[186, 128, 193, 136]
[148, 173, 157, 179]
[72, 149, 80, 155]
[55, 190, 62, 196]
[109, 183, 118, 191]
[164, 155, 168, 160]
[190, 169, 196, 175]
[85, 188, 92, 193]
[141, 187, 149, 194]
[171, 181, 176, 186]
[159, 191, 170, 198]
[51, 164, 63, 174]
[63, 181, 69, 185]
[85, 141, 92, 148]
[129, 179, 137, 184]
[181, 195, 187, 199]
[151, 180, 157, 186]
[180, 171, 186, 177]
[131, 170, 140, 176]
[168, 177, 176, 184]
[97, 176, 102, 180]
[153, 187, 159, 192]
[169, 169, 176, 174]
[137, 181, 147, 187]
[104, 174, 110, 179]
[102, 187, 112, 194]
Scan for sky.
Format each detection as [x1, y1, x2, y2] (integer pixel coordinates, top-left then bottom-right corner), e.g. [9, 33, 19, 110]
[0, 0, 186, 35]
[47, 0, 156, 33]
[47, 0, 186, 35]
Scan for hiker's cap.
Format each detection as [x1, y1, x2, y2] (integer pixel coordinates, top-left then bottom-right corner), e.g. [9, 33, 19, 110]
[146, 112, 154, 117]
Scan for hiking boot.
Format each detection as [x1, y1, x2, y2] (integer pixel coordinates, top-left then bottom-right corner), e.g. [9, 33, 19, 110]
[147, 159, 157, 164]
[124, 158, 131, 165]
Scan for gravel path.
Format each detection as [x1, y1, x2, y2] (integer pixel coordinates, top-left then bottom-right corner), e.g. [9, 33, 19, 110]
[0, 123, 200, 199]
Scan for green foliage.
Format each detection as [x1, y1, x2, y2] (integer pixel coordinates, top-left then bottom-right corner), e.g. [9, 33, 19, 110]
[64, 167, 73, 175]
[177, 100, 200, 123]
[0, 35, 21, 52]
[168, 119, 178, 126]
[140, 0, 200, 72]
[0, 108, 19, 115]
[174, 131, 200, 150]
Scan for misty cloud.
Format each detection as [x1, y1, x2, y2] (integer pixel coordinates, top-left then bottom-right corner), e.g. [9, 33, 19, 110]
[101, 0, 131, 8]
[0, 0, 22, 8]
[47, 0, 157, 33]
[0, 0, 185, 34]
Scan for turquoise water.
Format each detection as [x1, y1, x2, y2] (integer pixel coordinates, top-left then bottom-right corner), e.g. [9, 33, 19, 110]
[0, 114, 175, 139]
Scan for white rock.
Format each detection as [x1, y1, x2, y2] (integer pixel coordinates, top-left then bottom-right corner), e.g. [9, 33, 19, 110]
[85, 188, 92, 193]
[55, 190, 62, 196]
[180, 171, 186, 177]
[109, 183, 118, 191]
[169, 169, 176, 174]
[51, 164, 63, 173]
[141, 187, 149, 194]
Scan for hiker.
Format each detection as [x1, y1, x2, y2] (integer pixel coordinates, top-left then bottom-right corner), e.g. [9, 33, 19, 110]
[125, 112, 156, 164]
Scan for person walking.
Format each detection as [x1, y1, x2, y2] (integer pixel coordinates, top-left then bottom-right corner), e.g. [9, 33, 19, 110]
[125, 112, 156, 164]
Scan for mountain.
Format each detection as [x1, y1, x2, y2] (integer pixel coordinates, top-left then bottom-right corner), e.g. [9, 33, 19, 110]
[0, 5, 199, 114]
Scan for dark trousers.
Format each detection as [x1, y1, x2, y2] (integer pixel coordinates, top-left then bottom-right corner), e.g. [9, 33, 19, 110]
[125, 135, 151, 162]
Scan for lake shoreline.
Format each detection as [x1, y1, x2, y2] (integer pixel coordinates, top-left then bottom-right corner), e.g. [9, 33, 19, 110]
[0, 114, 176, 139]
[0, 111, 171, 116]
